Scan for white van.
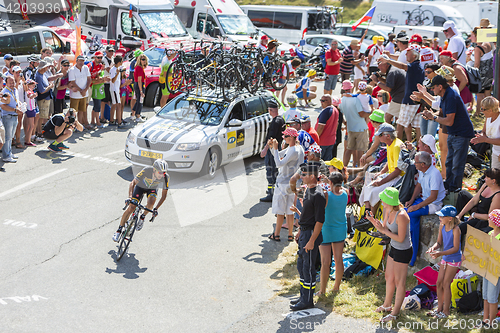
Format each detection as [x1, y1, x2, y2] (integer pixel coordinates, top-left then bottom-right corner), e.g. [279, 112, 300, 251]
[173, 0, 257, 43]
[240, 5, 338, 44]
[81, 0, 192, 49]
[372, 0, 472, 34]
[0, 25, 72, 68]
[432, 1, 497, 30]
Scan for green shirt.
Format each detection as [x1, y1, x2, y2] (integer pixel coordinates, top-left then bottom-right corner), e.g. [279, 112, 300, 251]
[92, 71, 105, 100]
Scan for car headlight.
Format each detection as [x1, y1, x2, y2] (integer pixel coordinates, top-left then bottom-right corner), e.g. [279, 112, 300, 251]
[127, 132, 137, 145]
[175, 143, 200, 151]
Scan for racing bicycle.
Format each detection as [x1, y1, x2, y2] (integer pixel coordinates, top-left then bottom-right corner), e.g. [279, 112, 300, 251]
[116, 199, 157, 261]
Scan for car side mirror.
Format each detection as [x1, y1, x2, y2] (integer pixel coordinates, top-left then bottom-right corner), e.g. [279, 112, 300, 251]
[227, 119, 242, 127]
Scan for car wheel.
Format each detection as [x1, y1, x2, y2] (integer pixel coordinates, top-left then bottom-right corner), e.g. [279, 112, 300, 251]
[201, 147, 220, 179]
[144, 82, 159, 107]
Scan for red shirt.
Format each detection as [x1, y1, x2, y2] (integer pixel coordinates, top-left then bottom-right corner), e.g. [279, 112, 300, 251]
[325, 49, 341, 75]
[306, 127, 320, 144]
[134, 66, 145, 83]
[314, 106, 339, 146]
[372, 85, 392, 103]
[368, 121, 375, 143]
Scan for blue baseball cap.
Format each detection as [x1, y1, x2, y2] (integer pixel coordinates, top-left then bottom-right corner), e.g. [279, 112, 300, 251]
[3, 54, 13, 60]
[436, 205, 457, 217]
[301, 114, 311, 123]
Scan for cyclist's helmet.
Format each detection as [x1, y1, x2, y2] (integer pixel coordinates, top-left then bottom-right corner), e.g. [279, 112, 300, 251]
[153, 159, 168, 173]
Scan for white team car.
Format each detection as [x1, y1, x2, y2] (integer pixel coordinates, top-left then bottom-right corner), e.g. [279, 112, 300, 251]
[125, 90, 278, 177]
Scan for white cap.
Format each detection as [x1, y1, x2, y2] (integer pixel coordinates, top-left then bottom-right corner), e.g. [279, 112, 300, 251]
[420, 134, 437, 154]
[443, 21, 456, 31]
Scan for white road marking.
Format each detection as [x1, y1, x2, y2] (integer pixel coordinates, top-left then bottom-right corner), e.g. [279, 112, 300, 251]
[0, 169, 67, 198]
[104, 149, 124, 156]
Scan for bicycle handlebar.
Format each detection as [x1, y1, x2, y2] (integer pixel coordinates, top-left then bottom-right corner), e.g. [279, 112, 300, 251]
[123, 199, 157, 222]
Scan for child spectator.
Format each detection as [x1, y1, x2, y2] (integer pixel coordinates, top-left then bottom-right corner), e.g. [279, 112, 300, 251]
[354, 81, 374, 113]
[20, 79, 38, 146]
[365, 85, 377, 108]
[426, 205, 462, 319]
[120, 68, 132, 115]
[2, 54, 13, 74]
[109, 56, 125, 127]
[477, 209, 500, 329]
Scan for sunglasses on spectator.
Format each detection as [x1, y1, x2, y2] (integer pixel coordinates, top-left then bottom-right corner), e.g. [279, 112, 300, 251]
[320, 99, 327, 102]
[284, 135, 291, 138]
[62, 64, 70, 67]
[425, 70, 433, 74]
[377, 94, 383, 97]
[96, 57, 103, 59]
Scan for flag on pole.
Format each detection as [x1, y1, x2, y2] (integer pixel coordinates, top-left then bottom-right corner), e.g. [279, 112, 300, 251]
[351, 6, 376, 31]
[301, 28, 307, 40]
[74, 13, 82, 64]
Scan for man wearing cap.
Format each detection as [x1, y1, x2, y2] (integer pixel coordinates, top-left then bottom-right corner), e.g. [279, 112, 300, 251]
[443, 21, 466, 65]
[404, 151, 445, 266]
[68, 55, 91, 128]
[410, 34, 437, 70]
[359, 123, 404, 211]
[268, 127, 304, 242]
[289, 161, 325, 311]
[367, 36, 385, 75]
[422, 75, 474, 193]
[372, 54, 406, 125]
[1, 76, 22, 163]
[315, 94, 339, 161]
[379, 45, 425, 141]
[300, 114, 319, 145]
[101, 46, 115, 121]
[128, 49, 143, 115]
[35, 60, 56, 135]
[295, 70, 317, 107]
[88, 51, 105, 128]
[324, 39, 342, 95]
[260, 99, 286, 202]
[2, 54, 13, 74]
[258, 35, 268, 51]
[23, 55, 40, 81]
[282, 95, 302, 123]
[339, 80, 369, 167]
[386, 32, 409, 64]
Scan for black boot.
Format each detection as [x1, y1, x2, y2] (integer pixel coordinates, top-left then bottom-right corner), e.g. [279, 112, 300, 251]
[260, 187, 274, 202]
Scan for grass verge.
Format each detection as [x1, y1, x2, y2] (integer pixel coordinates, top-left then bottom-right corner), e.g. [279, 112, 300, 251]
[277, 239, 486, 333]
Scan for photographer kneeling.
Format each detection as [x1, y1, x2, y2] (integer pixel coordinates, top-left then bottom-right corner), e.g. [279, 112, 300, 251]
[42, 108, 83, 152]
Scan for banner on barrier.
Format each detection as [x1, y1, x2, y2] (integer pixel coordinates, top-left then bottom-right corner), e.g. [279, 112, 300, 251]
[463, 225, 500, 285]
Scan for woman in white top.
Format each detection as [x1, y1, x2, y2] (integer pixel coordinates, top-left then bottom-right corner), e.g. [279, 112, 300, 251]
[471, 97, 500, 169]
[470, 27, 494, 108]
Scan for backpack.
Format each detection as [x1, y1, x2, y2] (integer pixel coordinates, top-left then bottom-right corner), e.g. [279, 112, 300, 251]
[364, 44, 374, 58]
[22, 66, 37, 81]
[343, 259, 369, 280]
[457, 290, 483, 313]
[455, 62, 482, 94]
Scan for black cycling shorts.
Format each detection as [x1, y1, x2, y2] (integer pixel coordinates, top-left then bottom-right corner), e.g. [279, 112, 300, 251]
[131, 186, 157, 205]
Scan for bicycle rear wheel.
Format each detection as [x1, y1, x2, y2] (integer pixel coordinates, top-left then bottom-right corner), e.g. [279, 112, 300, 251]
[245, 61, 262, 93]
[166, 62, 184, 94]
[116, 217, 137, 261]
[222, 67, 240, 102]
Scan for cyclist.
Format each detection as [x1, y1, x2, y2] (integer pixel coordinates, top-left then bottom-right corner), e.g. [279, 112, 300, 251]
[112, 159, 170, 242]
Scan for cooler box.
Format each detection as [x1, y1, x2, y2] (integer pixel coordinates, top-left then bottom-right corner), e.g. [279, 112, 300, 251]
[413, 266, 439, 292]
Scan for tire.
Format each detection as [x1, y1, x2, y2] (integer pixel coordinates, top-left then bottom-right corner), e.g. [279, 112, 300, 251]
[421, 10, 434, 26]
[245, 61, 262, 94]
[200, 147, 220, 179]
[166, 62, 184, 95]
[116, 216, 137, 261]
[222, 68, 240, 102]
[144, 82, 159, 107]
[270, 59, 289, 91]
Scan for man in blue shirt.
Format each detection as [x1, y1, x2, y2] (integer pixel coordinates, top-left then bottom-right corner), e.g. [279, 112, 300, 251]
[378, 45, 425, 141]
[422, 75, 475, 192]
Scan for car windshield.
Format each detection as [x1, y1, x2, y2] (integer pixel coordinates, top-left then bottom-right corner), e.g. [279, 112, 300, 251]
[139, 11, 189, 37]
[143, 48, 165, 67]
[448, 16, 472, 33]
[218, 15, 257, 35]
[157, 96, 228, 126]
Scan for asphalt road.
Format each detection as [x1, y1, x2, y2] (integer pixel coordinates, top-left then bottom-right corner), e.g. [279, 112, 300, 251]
[1, 82, 398, 332]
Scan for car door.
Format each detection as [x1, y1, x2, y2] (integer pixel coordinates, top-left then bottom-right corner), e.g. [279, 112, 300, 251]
[220, 100, 247, 163]
[244, 95, 271, 157]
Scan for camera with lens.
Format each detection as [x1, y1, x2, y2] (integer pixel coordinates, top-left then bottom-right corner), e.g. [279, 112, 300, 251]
[374, 71, 386, 80]
[67, 109, 76, 124]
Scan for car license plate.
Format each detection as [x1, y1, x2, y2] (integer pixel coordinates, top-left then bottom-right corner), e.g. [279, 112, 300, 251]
[140, 151, 163, 159]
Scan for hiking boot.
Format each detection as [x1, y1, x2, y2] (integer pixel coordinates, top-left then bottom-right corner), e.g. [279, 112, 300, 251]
[48, 143, 62, 152]
[260, 193, 273, 202]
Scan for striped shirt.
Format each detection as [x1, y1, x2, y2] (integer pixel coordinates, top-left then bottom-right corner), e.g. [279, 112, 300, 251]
[339, 46, 354, 74]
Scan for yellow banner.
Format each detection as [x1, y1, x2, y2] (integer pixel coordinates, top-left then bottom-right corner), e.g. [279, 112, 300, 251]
[354, 228, 384, 269]
[462, 226, 500, 285]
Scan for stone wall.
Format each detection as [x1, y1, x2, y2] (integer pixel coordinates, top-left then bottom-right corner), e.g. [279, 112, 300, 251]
[411, 215, 441, 272]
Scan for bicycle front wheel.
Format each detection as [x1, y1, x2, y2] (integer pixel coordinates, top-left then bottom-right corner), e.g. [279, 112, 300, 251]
[116, 218, 137, 261]
[222, 67, 240, 102]
[166, 62, 186, 94]
[421, 10, 434, 25]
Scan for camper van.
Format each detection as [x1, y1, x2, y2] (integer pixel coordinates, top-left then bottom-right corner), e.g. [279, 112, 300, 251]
[372, 0, 472, 34]
[81, 0, 192, 49]
[432, 1, 497, 30]
[173, 0, 257, 44]
[240, 5, 338, 44]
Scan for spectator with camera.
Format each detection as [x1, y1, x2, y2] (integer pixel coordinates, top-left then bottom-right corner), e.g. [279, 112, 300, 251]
[42, 108, 83, 152]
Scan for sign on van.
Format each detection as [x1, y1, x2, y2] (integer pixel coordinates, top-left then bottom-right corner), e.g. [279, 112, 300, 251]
[477, 28, 497, 43]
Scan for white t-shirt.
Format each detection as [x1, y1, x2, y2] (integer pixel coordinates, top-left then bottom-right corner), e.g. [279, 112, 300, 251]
[368, 45, 384, 67]
[397, 49, 408, 64]
[379, 103, 389, 112]
[447, 34, 467, 65]
[419, 47, 437, 69]
[356, 93, 373, 113]
[486, 115, 500, 156]
[282, 108, 302, 123]
[109, 66, 120, 93]
[68, 65, 91, 99]
[103, 56, 113, 77]
[257, 43, 267, 51]
[385, 42, 395, 55]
